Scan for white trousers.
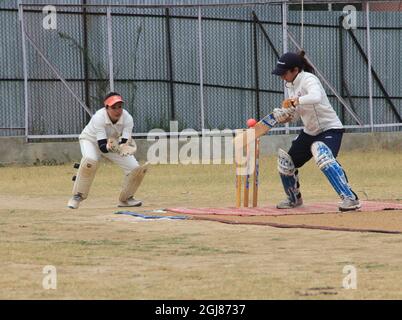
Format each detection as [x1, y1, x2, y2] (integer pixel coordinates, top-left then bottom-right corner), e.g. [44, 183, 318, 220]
[79, 139, 139, 175]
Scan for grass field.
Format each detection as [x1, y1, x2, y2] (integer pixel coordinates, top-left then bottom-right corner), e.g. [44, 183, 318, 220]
[1, 150, 402, 299]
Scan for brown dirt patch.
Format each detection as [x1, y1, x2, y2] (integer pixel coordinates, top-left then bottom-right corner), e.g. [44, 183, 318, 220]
[186, 210, 402, 234]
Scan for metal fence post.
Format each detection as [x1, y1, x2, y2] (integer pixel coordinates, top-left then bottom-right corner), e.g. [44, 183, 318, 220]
[252, 14, 260, 120]
[366, 1, 374, 132]
[282, 1, 289, 134]
[339, 16, 345, 124]
[19, 3, 29, 142]
[82, 0, 91, 123]
[198, 6, 205, 134]
[107, 6, 114, 92]
[165, 8, 176, 122]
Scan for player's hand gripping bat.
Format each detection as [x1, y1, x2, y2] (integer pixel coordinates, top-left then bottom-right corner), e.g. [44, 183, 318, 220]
[233, 105, 294, 148]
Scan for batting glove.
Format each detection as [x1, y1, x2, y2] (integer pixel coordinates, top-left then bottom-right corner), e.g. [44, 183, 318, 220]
[282, 98, 298, 108]
[106, 138, 120, 153]
[119, 141, 137, 157]
[273, 107, 296, 124]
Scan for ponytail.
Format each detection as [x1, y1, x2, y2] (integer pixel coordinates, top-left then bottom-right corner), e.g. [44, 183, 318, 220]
[299, 50, 315, 74]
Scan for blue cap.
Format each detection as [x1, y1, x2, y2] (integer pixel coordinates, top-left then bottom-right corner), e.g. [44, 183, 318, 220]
[272, 52, 304, 75]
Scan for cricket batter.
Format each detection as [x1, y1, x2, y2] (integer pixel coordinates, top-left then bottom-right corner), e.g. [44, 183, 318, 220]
[67, 92, 148, 209]
[271, 51, 360, 211]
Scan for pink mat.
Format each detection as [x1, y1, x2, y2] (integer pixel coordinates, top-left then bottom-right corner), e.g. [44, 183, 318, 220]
[167, 200, 402, 216]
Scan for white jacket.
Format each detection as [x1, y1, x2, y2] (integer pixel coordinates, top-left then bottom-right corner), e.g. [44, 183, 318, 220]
[287, 71, 343, 136]
[79, 108, 134, 143]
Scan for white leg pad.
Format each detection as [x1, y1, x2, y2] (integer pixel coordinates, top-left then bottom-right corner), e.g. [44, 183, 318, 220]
[277, 148, 295, 175]
[119, 163, 149, 202]
[277, 149, 300, 203]
[311, 141, 356, 200]
[72, 157, 98, 199]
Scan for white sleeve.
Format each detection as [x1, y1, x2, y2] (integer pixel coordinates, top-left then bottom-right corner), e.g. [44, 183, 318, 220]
[298, 76, 322, 105]
[121, 113, 134, 140]
[92, 113, 108, 141]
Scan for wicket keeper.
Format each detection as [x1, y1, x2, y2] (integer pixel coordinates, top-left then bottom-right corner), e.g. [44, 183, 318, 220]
[67, 92, 148, 209]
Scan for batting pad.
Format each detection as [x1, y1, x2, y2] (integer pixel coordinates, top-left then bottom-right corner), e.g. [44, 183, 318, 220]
[72, 157, 98, 199]
[119, 163, 149, 202]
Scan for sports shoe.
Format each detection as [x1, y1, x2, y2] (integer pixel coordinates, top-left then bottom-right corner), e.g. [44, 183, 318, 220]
[67, 194, 83, 209]
[276, 197, 303, 209]
[118, 196, 142, 207]
[339, 198, 361, 212]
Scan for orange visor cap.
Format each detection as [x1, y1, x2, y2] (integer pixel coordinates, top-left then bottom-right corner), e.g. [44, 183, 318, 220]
[104, 95, 124, 107]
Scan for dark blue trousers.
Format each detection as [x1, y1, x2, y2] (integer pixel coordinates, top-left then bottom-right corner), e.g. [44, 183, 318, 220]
[288, 129, 345, 168]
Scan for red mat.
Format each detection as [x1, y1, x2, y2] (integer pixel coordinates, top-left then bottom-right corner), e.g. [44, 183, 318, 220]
[167, 200, 402, 216]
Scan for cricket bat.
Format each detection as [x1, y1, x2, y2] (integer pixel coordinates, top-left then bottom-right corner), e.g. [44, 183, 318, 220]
[233, 112, 278, 149]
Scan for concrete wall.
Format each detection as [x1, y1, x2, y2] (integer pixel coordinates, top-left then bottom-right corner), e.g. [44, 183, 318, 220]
[1, 131, 401, 165]
[0, 137, 82, 166]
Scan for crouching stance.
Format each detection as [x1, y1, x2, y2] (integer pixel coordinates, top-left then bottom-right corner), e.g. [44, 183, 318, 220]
[67, 92, 148, 209]
[272, 51, 360, 211]
[276, 143, 360, 211]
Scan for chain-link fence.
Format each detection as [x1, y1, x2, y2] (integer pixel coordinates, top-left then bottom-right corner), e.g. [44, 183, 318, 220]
[1, 0, 402, 138]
